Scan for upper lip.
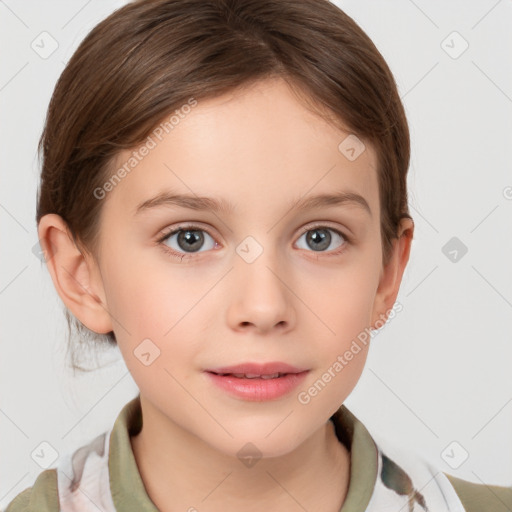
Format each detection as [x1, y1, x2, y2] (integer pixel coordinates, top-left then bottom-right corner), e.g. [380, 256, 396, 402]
[206, 362, 309, 375]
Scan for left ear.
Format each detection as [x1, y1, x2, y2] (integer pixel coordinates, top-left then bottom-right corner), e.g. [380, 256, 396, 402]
[371, 217, 414, 327]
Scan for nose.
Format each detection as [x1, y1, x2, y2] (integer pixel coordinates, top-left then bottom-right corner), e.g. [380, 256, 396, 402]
[225, 248, 296, 335]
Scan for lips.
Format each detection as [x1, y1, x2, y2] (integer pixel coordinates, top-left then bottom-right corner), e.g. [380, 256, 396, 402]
[205, 363, 310, 401]
[205, 361, 308, 378]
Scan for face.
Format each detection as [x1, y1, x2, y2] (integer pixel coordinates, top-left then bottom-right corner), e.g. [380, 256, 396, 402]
[84, 78, 394, 458]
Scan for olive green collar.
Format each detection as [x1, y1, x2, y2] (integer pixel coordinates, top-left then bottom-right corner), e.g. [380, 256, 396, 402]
[108, 394, 378, 511]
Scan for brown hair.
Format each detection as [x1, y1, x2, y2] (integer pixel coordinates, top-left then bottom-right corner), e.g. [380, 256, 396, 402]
[36, 0, 412, 371]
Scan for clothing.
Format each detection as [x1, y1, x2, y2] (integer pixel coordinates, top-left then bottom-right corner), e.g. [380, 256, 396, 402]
[5, 394, 512, 511]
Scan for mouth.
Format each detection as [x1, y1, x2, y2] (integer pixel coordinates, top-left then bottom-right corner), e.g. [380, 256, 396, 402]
[204, 362, 310, 401]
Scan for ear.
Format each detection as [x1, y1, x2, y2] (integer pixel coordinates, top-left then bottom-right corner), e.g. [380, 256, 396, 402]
[37, 214, 113, 334]
[370, 217, 414, 328]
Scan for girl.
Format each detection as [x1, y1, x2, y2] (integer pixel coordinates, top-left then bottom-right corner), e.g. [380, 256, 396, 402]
[6, 0, 511, 510]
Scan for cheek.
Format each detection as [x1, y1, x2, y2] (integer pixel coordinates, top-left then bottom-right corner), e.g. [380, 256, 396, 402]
[100, 251, 208, 369]
[101, 257, 162, 332]
[309, 262, 379, 337]
[296, 280, 374, 417]
[318, 283, 373, 378]
[298, 251, 379, 401]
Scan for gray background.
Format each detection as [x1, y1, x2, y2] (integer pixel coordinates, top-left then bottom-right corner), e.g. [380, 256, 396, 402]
[1, 0, 511, 507]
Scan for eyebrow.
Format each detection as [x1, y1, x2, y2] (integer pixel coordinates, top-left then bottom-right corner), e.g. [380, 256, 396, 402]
[134, 189, 372, 217]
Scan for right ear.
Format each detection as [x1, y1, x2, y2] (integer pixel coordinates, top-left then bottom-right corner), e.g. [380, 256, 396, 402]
[37, 214, 113, 334]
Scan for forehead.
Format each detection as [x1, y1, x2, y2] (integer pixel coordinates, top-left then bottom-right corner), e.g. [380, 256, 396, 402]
[103, 78, 379, 221]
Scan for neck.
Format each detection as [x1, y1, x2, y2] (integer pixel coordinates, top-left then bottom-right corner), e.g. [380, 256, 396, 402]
[131, 397, 351, 512]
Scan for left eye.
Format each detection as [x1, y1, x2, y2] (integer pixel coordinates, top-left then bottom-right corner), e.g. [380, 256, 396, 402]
[295, 227, 347, 253]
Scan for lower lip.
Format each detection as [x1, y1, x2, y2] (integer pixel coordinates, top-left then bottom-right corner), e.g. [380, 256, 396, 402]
[205, 371, 309, 401]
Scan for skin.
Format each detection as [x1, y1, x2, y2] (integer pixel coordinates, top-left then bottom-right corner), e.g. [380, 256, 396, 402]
[39, 77, 413, 511]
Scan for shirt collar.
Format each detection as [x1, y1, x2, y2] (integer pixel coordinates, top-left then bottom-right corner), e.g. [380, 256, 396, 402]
[108, 394, 378, 511]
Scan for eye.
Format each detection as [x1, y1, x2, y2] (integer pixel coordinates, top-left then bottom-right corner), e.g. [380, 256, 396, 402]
[295, 225, 349, 255]
[158, 224, 217, 261]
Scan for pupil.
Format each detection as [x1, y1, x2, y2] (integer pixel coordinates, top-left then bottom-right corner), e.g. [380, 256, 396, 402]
[178, 230, 204, 252]
[307, 229, 330, 251]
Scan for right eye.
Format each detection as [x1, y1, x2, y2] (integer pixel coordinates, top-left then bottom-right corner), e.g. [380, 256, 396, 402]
[157, 224, 218, 261]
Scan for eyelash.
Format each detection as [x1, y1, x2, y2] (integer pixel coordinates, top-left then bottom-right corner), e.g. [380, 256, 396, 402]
[156, 223, 352, 262]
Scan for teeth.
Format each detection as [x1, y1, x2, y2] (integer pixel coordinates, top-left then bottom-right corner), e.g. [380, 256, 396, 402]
[228, 372, 282, 379]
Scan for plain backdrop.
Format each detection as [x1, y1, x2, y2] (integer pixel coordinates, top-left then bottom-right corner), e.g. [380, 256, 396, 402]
[1, 0, 511, 508]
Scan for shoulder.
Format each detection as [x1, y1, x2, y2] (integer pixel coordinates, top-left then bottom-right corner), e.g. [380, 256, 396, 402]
[444, 472, 512, 512]
[4, 469, 59, 512]
[367, 432, 511, 512]
[4, 396, 140, 512]
[4, 429, 114, 512]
